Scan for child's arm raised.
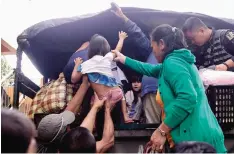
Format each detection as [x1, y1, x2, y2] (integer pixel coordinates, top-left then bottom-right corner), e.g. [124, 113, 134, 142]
[115, 31, 128, 52]
[71, 57, 83, 84]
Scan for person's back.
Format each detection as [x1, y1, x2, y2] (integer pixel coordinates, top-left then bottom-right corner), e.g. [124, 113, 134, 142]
[60, 127, 96, 153]
[1, 109, 37, 153]
[63, 42, 89, 83]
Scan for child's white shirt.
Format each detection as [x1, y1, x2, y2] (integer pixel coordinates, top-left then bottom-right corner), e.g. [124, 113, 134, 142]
[80, 52, 115, 77]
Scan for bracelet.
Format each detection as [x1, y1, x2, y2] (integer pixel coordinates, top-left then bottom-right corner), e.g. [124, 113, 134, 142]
[157, 128, 166, 137]
[222, 62, 229, 69]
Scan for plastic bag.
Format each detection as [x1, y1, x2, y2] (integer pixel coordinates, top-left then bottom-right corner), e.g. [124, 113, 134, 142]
[199, 69, 234, 86]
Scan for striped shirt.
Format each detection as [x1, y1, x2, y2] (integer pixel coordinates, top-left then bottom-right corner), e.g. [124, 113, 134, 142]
[192, 29, 233, 70]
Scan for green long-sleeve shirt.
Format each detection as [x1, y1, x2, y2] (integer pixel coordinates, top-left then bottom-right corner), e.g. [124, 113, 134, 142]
[124, 49, 226, 153]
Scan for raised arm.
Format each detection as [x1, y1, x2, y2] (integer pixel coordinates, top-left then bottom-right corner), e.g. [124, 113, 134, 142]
[115, 31, 128, 52]
[111, 2, 151, 60]
[80, 93, 106, 132]
[96, 100, 115, 153]
[65, 75, 89, 114]
[71, 57, 83, 84]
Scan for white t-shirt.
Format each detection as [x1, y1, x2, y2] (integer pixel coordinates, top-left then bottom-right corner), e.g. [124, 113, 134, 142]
[81, 52, 128, 85]
[80, 52, 115, 77]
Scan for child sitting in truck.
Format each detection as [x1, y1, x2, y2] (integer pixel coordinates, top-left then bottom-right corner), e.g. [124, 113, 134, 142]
[71, 31, 128, 104]
[124, 76, 143, 122]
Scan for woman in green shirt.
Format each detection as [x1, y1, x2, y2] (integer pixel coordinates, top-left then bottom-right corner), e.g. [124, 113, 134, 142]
[113, 24, 226, 153]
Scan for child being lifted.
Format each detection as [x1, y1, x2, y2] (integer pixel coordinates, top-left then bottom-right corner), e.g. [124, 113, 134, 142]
[71, 31, 128, 104]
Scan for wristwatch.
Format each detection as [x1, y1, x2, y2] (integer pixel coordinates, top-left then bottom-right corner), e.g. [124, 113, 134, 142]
[157, 128, 166, 137]
[222, 62, 230, 69]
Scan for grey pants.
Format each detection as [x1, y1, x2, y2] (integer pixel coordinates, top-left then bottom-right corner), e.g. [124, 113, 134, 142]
[142, 93, 161, 124]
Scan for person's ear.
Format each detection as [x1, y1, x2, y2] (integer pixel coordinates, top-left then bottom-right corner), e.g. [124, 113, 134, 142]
[199, 27, 205, 34]
[159, 39, 165, 52]
[27, 138, 37, 153]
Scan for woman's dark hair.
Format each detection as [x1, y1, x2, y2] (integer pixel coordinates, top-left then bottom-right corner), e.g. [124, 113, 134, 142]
[131, 76, 142, 104]
[88, 34, 111, 59]
[150, 24, 188, 60]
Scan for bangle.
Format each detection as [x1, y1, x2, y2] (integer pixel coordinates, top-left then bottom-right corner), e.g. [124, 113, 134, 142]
[157, 128, 166, 137]
[222, 62, 229, 69]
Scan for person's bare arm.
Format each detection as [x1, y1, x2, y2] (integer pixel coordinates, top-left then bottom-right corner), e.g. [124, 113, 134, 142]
[215, 59, 234, 71]
[71, 57, 83, 84]
[80, 93, 106, 132]
[115, 31, 128, 52]
[96, 100, 115, 153]
[65, 75, 89, 114]
[225, 59, 234, 68]
[121, 99, 134, 123]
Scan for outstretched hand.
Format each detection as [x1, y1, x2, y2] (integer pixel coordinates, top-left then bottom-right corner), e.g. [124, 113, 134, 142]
[74, 57, 83, 65]
[92, 93, 107, 110]
[119, 31, 128, 40]
[112, 50, 126, 64]
[110, 2, 124, 18]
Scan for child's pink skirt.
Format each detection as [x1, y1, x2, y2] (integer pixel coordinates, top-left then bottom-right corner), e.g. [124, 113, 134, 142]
[91, 87, 123, 104]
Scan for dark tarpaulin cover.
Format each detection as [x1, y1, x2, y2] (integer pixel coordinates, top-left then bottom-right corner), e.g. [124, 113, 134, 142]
[17, 7, 234, 79]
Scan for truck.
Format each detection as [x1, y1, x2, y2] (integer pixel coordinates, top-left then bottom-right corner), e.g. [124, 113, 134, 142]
[13, 7, 234, 152]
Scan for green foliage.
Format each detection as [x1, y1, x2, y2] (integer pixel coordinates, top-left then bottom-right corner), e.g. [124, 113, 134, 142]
[1, 56, 14, 87]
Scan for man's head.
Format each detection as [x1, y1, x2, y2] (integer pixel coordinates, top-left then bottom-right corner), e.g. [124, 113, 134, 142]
[183, 17, 210, 46]
[59, 127, 96, 153]
[37, 110, 75, 143]
[1, 109, 37, 153]
[175, 141, 216, 153]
